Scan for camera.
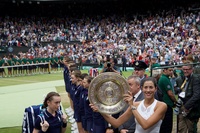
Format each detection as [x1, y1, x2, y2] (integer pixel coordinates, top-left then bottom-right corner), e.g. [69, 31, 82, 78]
[174, 92, 185, 115]
[104, 62, 114, 72]
[174, 80, 181, 95]
[107, 62, 111, 68]
[174, 99, 182, 115]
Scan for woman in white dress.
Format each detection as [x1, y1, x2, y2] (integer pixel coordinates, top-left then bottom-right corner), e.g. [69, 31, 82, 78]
[90, 77, 167, 133]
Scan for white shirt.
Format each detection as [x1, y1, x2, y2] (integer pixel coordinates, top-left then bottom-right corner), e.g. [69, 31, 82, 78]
[140, 76, 145, 81]
[135, 99, 162, 133]
[134, 90, 142, 102]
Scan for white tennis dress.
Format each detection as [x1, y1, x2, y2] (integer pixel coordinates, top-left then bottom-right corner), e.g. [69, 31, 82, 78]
[135, 99, 162, 133]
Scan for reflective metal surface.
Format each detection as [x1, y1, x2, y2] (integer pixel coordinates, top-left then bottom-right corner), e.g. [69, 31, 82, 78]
[88, 72, 129, 114]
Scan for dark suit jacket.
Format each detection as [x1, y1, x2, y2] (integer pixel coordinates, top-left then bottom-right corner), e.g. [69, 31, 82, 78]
[182, 74, 200, 110]
[118, 92, 144, 133]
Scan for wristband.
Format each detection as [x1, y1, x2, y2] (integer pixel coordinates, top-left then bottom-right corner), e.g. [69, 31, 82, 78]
[62, 123, 67, 128]
[130, 105, 137, 110]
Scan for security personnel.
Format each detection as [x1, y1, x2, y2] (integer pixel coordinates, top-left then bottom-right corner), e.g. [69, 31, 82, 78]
[158, 66, 177, 133]
[132, 60, 148, 81]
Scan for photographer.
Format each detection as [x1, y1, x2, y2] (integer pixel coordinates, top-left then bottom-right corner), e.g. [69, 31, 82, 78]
[175, 61, 200, 133]
[100, 58, 121, 75]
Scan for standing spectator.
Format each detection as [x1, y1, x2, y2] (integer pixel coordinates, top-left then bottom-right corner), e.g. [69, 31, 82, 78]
[158, 66, 177, 133]
[177, 61, 200, 133]
[78, 54, 83, 70]
[122, 53, 127, 71]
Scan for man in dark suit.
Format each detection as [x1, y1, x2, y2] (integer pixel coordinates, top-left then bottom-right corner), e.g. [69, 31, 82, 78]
[118, 75, 144, 133]
[177, 61, 200, 133]
[122, 53, 127, 71]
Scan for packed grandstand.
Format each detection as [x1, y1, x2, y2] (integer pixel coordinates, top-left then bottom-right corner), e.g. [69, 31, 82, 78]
[0, 0, 199, 77]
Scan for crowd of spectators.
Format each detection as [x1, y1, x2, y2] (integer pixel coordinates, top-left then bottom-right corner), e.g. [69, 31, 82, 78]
[0, 0, 200, 74]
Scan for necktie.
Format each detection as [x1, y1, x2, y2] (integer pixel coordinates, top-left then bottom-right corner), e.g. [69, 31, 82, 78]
[133, 96, 136, 102]
[181, 79, 187, 91]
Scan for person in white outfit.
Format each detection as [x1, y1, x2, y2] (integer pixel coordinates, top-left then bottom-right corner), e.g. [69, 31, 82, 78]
[90, 77, 167, 133]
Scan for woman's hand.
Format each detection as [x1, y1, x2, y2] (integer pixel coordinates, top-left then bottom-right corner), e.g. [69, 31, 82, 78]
[40, 120, 49, 132]
[62, 113, 67, 124]
[89, 103, 99, 112]
[123, 91, 134, 106]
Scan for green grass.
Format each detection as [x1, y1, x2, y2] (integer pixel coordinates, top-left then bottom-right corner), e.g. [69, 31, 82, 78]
[0, 73, 63, 87]
[1, 70, 198, 133]
[0, 70, 126, 133]
[0, 71, 70, 133]
[0, 127, 21, 133]
[0, 85, 72, 133]
[0, 70, 146, 133]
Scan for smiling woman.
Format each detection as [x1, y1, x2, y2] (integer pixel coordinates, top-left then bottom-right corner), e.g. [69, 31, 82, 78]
[90, 77, 167, 133]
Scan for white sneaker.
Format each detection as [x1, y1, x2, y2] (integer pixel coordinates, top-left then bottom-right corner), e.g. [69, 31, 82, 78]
[65, 107, 73, 113]
[67, 111, 74, 117]
[68, 116, 74, 120]
[71, 123, 77, 126]
[67, 116, 72, 123]
[71, 129, 79, 133]
[74, 130, 79, 133]
[65, 108, 74, 114]
[71, 123, 77, 129]
[71, 126, 77, 130]
[69, 118, 75, 124]
[68, 117, 72, 122]
[71, 126, 76, 131]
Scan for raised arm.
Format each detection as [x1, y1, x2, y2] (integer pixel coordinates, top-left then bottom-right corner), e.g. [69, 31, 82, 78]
[124, 91, 167, 130]
[90, 103, 133, 128]
[131, 102, 167, 130]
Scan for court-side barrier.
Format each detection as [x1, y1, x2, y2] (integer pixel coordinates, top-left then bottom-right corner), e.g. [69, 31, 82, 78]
[150, 62, 200, 76]
[0, 62, 49, 69]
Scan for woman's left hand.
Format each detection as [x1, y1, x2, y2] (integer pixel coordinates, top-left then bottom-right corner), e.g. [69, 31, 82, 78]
[62, 113, 67, 124]
[123, 91, 134, 106]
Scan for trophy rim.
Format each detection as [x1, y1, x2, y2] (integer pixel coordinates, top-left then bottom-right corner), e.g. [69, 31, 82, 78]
[88, 72, 129, 114]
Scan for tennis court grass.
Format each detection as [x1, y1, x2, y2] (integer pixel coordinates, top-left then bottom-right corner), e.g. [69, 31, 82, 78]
[0, 70, 143, 133]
